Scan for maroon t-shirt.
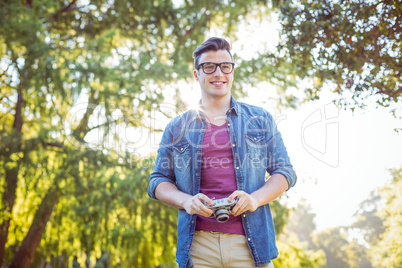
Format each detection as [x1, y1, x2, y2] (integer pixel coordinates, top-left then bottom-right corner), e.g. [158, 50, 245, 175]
[195, 122, 245, 235]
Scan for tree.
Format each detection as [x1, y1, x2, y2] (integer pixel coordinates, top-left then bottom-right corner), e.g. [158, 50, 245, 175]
[369, 167, 402, 267]
[276, 199, 326, 267]
[312, 226, 376, 268]
[275, 0, 402, 109]
[284, 197, 316, 247]
[1, 0, 294, 267]
[312, 227, 351, 268]
[310, 168, 402, 268]
[350, 190, 384, 247]
[270, 197, 291, 236]
[275, 238, 326, 268]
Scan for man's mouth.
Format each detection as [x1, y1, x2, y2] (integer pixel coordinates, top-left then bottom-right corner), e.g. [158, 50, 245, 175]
[210, 81, 226, 85]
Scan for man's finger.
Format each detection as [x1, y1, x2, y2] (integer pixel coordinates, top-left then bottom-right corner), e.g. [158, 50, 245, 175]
[196, 193, 214, 206]
[194, 194, 213, 216]
[196, 201, 213, 217]
[232, 192, 250, 215]
[228, 190, 241, 202]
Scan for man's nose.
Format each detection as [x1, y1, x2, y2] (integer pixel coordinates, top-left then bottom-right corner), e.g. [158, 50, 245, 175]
[214, 65, 224, 77]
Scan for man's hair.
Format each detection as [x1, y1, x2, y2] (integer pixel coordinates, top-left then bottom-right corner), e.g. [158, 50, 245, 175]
[192, 37, 233, 69]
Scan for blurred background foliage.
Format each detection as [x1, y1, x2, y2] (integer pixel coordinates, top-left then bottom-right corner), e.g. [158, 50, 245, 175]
[277, 166, 402, 268]
[0, 0, 400, 267]
[276, 0, 402, 111]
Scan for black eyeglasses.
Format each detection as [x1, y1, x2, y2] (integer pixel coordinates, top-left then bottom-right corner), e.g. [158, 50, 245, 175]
[197, 62, 235, 74]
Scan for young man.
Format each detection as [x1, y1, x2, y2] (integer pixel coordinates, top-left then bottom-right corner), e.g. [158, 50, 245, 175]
[148, 37, 296, 268]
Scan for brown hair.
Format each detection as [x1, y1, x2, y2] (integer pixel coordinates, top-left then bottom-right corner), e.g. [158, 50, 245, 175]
[192, 37, 233, 69]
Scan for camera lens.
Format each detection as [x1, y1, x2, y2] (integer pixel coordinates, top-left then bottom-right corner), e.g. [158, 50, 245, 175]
[215, 209, 230, 223]
[216, 214, 229, 223]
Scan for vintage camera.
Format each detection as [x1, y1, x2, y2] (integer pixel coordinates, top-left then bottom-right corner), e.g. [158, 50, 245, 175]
[205, 197, 237, 223]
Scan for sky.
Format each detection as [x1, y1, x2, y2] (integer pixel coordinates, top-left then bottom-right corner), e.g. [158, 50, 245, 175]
[269, 93, 401, 231]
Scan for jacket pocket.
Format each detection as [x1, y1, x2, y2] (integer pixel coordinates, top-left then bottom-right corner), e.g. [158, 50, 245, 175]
[173, 143, 191, 173]
[245, 133, 267, 165]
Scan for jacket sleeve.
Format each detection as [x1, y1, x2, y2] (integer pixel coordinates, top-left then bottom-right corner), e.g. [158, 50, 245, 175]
[265, 113, 297, 189]
[147, 121, 177, 199]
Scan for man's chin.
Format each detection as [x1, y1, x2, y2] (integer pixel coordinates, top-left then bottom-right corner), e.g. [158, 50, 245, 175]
[206, 91, 231, 99]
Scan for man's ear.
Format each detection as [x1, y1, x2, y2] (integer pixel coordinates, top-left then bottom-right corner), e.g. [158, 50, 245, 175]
[193, 70, 199, 81]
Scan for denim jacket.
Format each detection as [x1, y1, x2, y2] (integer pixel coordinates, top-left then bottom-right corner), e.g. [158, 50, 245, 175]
[148, 96, 296, 267]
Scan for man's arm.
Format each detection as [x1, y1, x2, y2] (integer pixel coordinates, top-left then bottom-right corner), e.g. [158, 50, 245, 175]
[155, 181, 214, 217]
[229, 173, 288, 217]
[149, 118, 214, 218]
[228, 111, 296, 216]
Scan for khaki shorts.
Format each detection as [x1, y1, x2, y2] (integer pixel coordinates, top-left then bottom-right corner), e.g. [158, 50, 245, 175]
[190, 230, 274, 268]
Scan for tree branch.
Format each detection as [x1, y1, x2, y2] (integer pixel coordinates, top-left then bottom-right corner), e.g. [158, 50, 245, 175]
[43, 142, 64, 148]
[52, 0, 77, 20]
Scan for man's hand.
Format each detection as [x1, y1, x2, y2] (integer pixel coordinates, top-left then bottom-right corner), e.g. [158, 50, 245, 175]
[183, 193, 214, 217]
[228, 190, 259, 217]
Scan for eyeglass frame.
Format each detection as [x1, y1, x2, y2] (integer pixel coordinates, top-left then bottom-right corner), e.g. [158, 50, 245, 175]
[196, 62, 235, 74]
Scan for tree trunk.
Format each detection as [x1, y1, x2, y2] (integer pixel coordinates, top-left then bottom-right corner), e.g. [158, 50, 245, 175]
[0, 169, 19, 265]
[0, 76, 24, 266]
[10, 187, 59, 268]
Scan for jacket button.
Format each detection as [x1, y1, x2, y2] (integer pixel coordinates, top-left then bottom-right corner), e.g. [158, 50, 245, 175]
[248, 238, 251, 241]
[243, 214, 246, 217]
[232, 144, 235, 147]
[236, 167, 239, 170]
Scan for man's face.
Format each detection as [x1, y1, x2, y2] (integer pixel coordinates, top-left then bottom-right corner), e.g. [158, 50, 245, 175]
[193, 49, 234, 100]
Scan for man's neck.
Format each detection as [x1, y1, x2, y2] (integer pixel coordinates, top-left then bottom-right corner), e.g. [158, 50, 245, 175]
[199, 95, 231, 126]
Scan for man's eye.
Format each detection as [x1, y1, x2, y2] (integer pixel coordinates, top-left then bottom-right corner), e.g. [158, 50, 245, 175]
[221, 64, 231, 71]
[204, 64, 215, 71]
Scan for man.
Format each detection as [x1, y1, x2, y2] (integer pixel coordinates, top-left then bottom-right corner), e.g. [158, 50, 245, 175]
[148, 37, 296, 268]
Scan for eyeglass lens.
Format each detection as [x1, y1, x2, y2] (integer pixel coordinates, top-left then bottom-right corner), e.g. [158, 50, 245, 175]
[202, 63, 234, 74]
